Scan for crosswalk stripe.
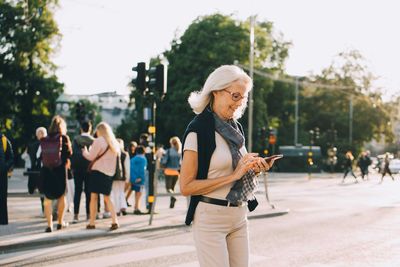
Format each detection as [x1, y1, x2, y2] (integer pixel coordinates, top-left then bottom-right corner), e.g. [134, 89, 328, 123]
[0, 236, 143, 265]
[50, 245, 196, 267]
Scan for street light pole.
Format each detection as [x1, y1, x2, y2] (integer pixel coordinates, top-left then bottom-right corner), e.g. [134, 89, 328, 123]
[349, 94, 353, 144]
[247, 15, 256, 152]
[294, 77, 299, 145]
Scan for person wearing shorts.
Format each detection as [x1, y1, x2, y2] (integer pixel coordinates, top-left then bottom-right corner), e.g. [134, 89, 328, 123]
[130, 146, 147, 215]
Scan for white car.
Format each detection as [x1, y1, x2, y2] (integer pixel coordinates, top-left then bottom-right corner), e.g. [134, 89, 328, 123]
[389, 158, 400, 174]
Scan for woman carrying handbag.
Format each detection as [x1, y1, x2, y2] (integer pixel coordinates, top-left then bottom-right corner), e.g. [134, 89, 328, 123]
[82, 122, 120, 230]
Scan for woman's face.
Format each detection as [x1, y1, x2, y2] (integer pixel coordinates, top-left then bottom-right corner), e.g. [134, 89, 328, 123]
[212, 80, 250, 120]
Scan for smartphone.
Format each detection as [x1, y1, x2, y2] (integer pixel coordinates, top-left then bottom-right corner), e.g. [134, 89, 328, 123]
[264, 154, 284, 162]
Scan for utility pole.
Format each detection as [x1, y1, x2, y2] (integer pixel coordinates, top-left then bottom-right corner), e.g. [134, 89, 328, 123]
[247, 15, 256, 152]
[349, 94, 353, 144]
[294, 77, 299, 145]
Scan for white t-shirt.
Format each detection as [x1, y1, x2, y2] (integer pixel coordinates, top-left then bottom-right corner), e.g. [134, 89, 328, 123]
[183, 132, 247, 200]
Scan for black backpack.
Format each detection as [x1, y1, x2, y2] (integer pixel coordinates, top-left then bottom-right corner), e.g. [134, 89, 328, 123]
[71, 139, 90, 171]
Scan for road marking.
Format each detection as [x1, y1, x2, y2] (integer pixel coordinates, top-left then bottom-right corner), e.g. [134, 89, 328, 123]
[0, 236, 143, 265]
[50, 245, 196, 267]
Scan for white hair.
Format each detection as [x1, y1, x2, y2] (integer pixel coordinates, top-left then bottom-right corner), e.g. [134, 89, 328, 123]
[188, 65, 253, 119]
[36, 127, 47, 137]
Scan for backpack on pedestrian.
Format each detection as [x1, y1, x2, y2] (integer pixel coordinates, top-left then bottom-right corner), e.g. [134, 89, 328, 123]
[71, 139, 90, 171]
[40, 134, 62, 169]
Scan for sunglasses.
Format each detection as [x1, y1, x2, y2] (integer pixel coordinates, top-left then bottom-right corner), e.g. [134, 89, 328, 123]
[222, 89, 247, 102]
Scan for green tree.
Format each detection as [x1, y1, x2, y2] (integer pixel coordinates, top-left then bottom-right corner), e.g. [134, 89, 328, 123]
[300, 50, 393, 156]
[129, 14, 291, 149]
[0, 0, 63, 155]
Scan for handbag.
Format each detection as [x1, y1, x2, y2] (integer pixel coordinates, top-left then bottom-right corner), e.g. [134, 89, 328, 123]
[112, 154, 125, 181]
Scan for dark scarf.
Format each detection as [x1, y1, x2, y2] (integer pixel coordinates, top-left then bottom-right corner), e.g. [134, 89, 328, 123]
[212, 112, 258, 204]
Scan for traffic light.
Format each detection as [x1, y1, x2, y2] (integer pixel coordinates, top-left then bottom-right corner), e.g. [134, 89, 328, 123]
[148, 64, 167, 97]
[75, 101, 86, 123]
[268, 127, 277, 145]
[132, 62, 147, 93]
[314, 127, 320, 140]
[307, 151, 313, 165]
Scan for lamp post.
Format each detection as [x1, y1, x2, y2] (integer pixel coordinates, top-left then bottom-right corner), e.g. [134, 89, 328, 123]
[247, 15, 256, 152]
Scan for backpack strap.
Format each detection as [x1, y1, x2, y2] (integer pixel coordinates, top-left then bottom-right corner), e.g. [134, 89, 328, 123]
[87, 146, 109, 171]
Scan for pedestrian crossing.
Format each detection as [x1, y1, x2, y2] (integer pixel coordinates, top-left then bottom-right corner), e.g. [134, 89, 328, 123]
[0, 235, 268, 267]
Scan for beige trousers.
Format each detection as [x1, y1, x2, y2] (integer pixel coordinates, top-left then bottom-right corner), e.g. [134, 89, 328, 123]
[193, 201, 249, 267]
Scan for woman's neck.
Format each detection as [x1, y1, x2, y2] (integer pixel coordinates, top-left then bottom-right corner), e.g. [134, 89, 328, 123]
[211, 104, 228, 121]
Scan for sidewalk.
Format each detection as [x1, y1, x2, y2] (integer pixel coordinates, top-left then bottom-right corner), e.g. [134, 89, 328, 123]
[1, 169, 290, 251]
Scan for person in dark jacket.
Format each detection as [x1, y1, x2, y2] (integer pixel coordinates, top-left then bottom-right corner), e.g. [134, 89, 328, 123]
[40, 116, 72, 232]
[357, 151, 372, 180]
[0, 131, 14, 225]
[71, 121, 95, 223]
[179, 65, 276, 267]
[381, 153, 395, 182]
[342, 151, 358, 183]
[27, 127, 47, 215]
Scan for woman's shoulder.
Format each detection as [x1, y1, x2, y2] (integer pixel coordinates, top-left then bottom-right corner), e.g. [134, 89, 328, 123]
[94, 136, 107, 145]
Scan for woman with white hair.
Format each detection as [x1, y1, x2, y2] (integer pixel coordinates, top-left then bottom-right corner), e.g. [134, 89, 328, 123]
[180, 65, 278, 267]
[82, 122, 120, 230]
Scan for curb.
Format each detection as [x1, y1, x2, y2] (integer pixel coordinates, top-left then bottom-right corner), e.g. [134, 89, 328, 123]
[0, 210, 289, 253]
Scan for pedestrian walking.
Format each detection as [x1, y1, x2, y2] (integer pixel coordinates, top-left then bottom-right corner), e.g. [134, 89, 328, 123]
[125, 141, 138, 207]
[154, 144, 165, 183]
[0, 131, 14, 225]
[82, 122, 119, 230]
[40, 116, 72, 232]
[139, 133, 152, 210]
[27, 127, 47, 215]
[381, 153, 395, 182]
[180, 65, 275, 267]
[342, 151, 358, 183]
[111, 138, 130, 216]
[128, 141, 138, 158]
[357, 151, 372, 180]
[130, 145, 147, 214]
[71, 121, 95, 223]
[161, 136, 182, 208]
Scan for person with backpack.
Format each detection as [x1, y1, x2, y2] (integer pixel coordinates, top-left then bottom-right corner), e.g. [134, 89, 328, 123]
[40, 116, 72, 232]
[82, 122, 120, 230]
[0, 131, 14, 225]
[71, 121, 95, 223]
[111, 139, 130, 216]
[161, 136, 182, 209]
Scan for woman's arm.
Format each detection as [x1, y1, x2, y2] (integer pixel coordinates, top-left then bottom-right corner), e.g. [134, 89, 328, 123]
[179, 150, 260, 196]
[82, 138, 103, 161]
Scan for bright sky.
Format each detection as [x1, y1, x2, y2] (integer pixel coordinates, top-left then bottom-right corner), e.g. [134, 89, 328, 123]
[53, 0, 400, 99]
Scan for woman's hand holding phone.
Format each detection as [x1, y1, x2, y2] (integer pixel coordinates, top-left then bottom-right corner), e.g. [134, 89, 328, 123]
[252, 154, 284, 174]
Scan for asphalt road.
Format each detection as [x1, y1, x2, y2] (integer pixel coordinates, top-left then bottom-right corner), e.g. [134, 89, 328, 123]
[1, 172, 400, 267]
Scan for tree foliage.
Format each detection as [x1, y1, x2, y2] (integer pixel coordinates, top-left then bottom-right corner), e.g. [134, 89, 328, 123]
[132, 14, 291, 148]
[298, 50, 392, 156]
[0, 0, 63, 154]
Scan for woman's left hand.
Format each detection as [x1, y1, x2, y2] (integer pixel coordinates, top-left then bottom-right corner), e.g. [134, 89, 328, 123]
[252, 157, 273, 174]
